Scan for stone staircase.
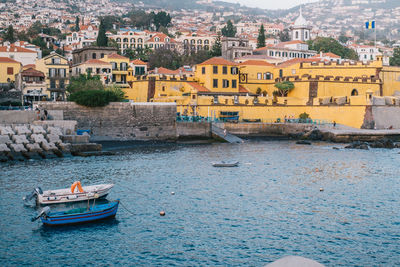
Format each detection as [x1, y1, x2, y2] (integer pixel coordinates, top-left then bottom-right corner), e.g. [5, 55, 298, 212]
[211, 123, 243, 144]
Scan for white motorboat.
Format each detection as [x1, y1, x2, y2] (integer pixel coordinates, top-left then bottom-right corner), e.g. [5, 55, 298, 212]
[24, 181, 114, 205]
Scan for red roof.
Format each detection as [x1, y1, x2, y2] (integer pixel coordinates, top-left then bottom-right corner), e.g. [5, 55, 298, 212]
[147, 33, 176, 43]
[198, 57, 238, 66]
[83, 59, 109, 65]
[0, 57, 21, 64]
[23, 64, 36, 69]
[131, 59, 146, 65]
[0, 45, 36, 53]
[186, 82, 210, 92]
[239, 85, 250, 93]
[107, 53, 129, 60]
[21, 67, 44, 77]
[152, 67, 180, 75]
[239, 60, 274, 67]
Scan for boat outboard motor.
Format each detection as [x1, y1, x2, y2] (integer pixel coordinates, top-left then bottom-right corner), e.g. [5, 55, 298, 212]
[23, 187, 43, 203]
[31, 206, 50, 222]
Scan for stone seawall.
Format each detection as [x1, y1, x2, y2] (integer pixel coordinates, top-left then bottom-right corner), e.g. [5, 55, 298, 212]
[37, 102, 177, 141]
[219, 122, 315, 137]
[0, 110, 37, 124]
[177, 122, 212, 139]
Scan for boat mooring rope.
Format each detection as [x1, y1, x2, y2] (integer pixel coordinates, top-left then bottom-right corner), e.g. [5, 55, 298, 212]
[119, 200, 135, 215]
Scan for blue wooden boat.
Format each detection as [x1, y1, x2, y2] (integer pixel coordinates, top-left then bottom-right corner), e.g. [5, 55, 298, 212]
[32, 200, 119, 226]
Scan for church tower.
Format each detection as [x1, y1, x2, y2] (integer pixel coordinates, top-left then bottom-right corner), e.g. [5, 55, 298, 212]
[290, 7, 311, 42]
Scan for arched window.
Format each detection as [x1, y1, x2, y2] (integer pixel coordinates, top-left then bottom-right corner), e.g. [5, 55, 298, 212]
[92, 53, 96, 59]
[131, 38, 135, 43]
[351, 89, 358, 96]
[204, 40, 209, 44]
[197, 39, 202, 44]
[155, 37, 160, 42]
[295, 31, 299, 39]
[190, 39, 195, 44]
[138, 38, 143, 43]
[184, 39, 188, 44]
[123, 38, 128, 42]
[305, 31, 308, 40]
[116, 38, 121, 42]
[100, 53, 104, 58]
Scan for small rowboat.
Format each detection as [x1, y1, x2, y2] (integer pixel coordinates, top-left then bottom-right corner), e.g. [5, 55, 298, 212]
[24, 181, 114, 205]
[212, 161, 239, 167]
[31, 200, 120, 226]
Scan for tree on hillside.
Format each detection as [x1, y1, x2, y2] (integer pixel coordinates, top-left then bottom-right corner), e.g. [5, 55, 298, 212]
[75, 16, 80, 32]
[128, 9, 153, 29]
[390, 48, 400, 66]
[4, 25, 16, 43]
[96, 19, 108, 47]
[273, 81, 294, 97]
[257, 24, 266, 48]
[181, 50, 212, 66]
[308, 37, 358, 60]
[278, 29, 290, 42]
[148, 48, 181, 70]
[210, 32, 222, 57]
[221, 20, 236, 37]
[338, 35, 349, 44]
[153, 11, 171, 31]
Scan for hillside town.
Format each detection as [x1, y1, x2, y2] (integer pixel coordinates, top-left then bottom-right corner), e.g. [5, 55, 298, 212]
[0, 0, 400, 128]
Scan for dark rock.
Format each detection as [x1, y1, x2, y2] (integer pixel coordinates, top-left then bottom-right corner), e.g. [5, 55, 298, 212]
[296, 140, 312, 145]
[304, 128, 323, 140]
[395, 143, 400, 148]
[370, 138, 395, 149]
[345, 141, 369, 150]
[359, 144, 369, 150]
[332, 147, 340, 150]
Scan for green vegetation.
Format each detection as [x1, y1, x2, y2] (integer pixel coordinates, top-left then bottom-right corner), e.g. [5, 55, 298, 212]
[273, 81, 294, 97]
[210, 33, 222, 57]
[307, 37, 358, 60]
[68, 89, 126, 107]
[67, 74, 125, 107]
[67, 74, 104, 94]
[96, 19, 108, 47]
[152, 11, 171, 31]
[75, 16, 80, 32]
[257, 24, 266, 48]
[3, 25, 15, 43]
[390, 48, 400, 66]
[278, 29, 290, 42]
[299, 112, 310, 120]
[221, 20, 236, 37]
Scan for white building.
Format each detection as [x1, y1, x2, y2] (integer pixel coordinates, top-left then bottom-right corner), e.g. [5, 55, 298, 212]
[0, 45, 38, 65]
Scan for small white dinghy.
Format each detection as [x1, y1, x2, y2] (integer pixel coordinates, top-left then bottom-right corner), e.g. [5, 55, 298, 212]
[24, 181, 114, 205]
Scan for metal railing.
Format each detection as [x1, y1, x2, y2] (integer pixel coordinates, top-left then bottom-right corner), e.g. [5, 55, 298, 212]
[176, 115, 331, 125]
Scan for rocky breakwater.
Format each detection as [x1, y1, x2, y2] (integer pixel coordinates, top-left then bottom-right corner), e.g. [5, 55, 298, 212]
[0, 124, 101, 162]
[344, 138, 400, 150]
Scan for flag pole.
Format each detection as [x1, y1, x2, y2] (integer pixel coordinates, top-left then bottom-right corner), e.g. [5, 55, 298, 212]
[374, 21, 377, 48]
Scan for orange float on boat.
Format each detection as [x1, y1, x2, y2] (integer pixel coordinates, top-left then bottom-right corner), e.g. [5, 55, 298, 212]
[71, 181, 84, 193]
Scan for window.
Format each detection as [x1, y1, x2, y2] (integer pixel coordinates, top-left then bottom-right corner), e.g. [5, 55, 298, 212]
[292, 69, 296, 75]
[111, 62, 117, 70]
[213, 79, 218, 88]
[92, 53, 96, 59]
[265, 72, 272, 80]
[202, 67, 205, 74]
[7, 67, 13, 75]
[305, 31, 308, 39]
[120, 62, 128, 71]
[257, 73, 262, 80]
[135, 66, 145, 75]
[232, 80, 237, 88]
[101, 53, 104, 58]
[213, 66, 218, 74]
[222, 79, 229, 88]
[87, 68, 93, 74]
[50, 80, 56, 88]
[52, 57, 60, 64]
[223, 66, 227, 74]
[295, 31, 299, 39]
[49, 68, 56, 77]
[351, 89, 358, 96]
[279, 69, 283, 78]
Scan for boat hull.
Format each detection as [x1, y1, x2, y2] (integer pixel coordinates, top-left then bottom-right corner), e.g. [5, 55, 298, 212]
[212, 162, 239, 167]
[41, 201, 119, 226]
[37, 184, 114, 205]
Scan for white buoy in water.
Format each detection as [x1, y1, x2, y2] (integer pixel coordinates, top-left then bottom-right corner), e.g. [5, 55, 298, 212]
[171, 192, 175, 195]
[319, 188, 324, 192]
[160, 211, 166, 216]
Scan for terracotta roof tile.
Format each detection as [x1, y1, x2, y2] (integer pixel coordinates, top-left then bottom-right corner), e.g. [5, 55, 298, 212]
[278, 58, 321, 68]
[107, 53, 129, 60]
[0, 57, 21, 64]
[239, 85, 250, 93]
[239, 60, 274, 67]
[131, 59, 147, 65]
[83, 59, 109, 65]
[0, 45, 36, 53]
[186, 81, 210, 92]
[198, 57, 238, 66]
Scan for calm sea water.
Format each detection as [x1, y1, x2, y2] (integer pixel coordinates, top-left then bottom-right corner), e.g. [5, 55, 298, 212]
[0, 140, 399, 266]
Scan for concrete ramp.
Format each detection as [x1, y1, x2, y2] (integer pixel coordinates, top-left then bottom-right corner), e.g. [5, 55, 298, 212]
[211, 123, 243, 143]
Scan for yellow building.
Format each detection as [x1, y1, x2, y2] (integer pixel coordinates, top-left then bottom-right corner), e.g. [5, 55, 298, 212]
[71, 59, 112, 85]
[123, 56, 400, 128]
[101, 53, 130, 88]
[35, 53, 69, 101]
[0, 57, 22, 83]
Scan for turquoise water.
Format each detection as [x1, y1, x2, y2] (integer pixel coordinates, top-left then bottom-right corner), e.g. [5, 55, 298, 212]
[0, 141, 399, 266]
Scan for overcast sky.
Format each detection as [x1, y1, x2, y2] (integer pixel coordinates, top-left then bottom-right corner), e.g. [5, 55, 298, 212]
[222, 0, 318, 10]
